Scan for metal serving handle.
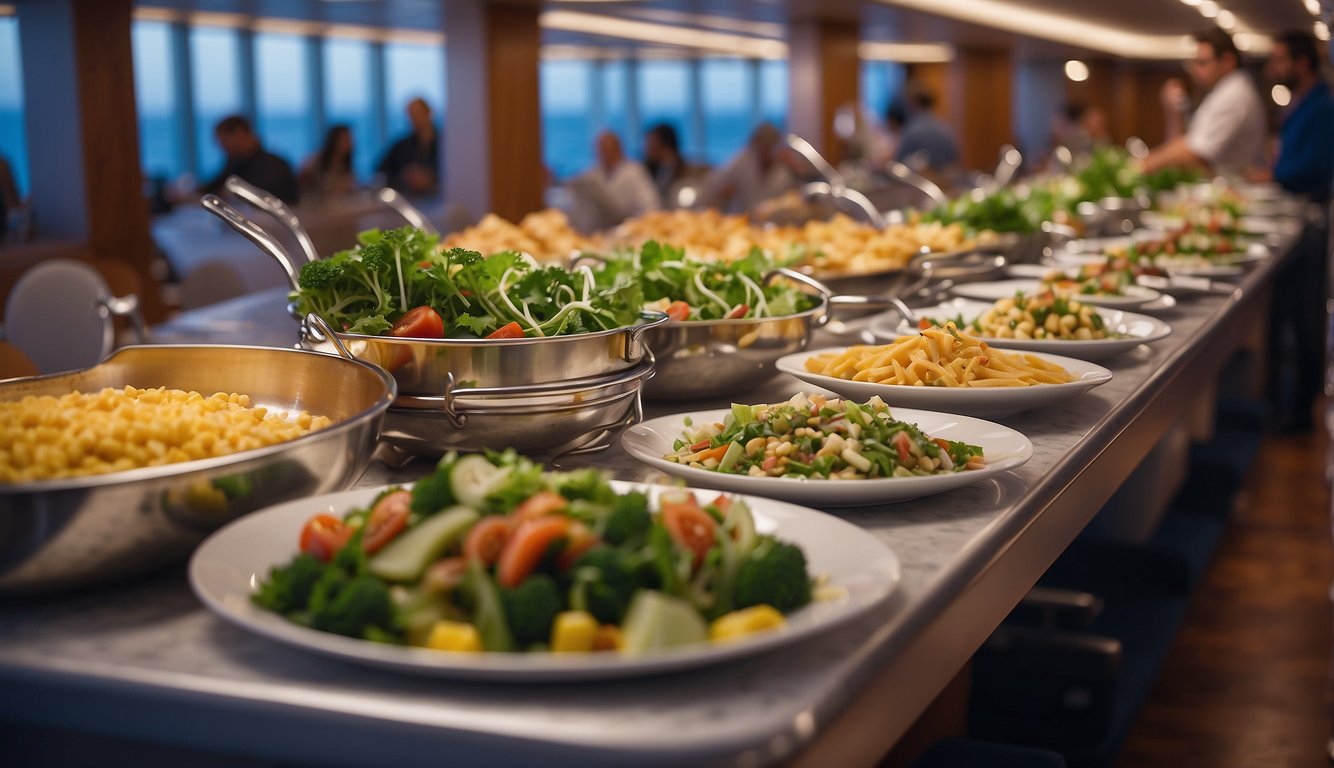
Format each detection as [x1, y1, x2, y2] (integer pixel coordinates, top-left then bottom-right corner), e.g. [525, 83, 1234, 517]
[992, 145, 1023, 190]
[377, 187, 438, 234]
[201, 194, 301, 291]
[800, 181, 888, 229]
[765, 267, 920, 327]
[223, 176, 320, 265]
[886, 161, 948, 208]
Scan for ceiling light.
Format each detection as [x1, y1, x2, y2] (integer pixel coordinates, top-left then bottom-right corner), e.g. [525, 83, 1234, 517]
[1198, 1, 1219, 18]
[871, 0, 1193, 58]
[1064, 59, 1090, 81]
[1304, 0, 1321, 14]
[1216, 9, 1235, 28]
[1179, 0, 1202, 5]
[1271, 84, 1291, 106]
[539, 11, 787, 59]
[1317, 21, 1331, 41]
[1234, 32, 1251, 50]
[858, 42, 955, 63]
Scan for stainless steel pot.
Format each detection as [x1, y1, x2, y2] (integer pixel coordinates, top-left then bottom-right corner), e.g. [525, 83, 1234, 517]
[0, 345, 395, 593]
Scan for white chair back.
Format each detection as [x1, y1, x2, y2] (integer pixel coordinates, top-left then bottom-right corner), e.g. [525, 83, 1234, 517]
[4, 258, 116, 374]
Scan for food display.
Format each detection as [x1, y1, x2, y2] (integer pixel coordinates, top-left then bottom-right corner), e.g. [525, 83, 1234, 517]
[594, 242, 820, 321]
[440, 210, 595, 263]
[922, 293, 1117, 341]
[663, 392, 985, 480]
[0, 386, 331, 484]
[253, 450, 820, 653]
[1104, 227, 1250, 273]
[1039, 260, 1142, 297]
[292, 226, 643, 339]
[921, 186, 1065, 235]
[805, 325, 1076, 387]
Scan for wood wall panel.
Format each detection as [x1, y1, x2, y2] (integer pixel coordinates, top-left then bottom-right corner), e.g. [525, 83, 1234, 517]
[950, 48, 1015, 172]
[484, 4, 543, 221]
[787, 19, 860, 166]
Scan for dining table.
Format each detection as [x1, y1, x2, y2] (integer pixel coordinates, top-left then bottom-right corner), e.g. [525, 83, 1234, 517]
[0, 206, 1315, 767]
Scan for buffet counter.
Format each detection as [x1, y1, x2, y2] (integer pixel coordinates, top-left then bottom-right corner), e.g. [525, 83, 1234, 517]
[0, 223, 1305, 767]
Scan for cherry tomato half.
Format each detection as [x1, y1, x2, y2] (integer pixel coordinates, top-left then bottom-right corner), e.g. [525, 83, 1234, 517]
[486, 321, 526, 339]
[299, 514, 353, 562]
[390, 306, 445, 339]
[363, 490, 411, 555]
[665, 301, 691, 321]
[661, 500, 717, 568]
[464, 516, 512, 566]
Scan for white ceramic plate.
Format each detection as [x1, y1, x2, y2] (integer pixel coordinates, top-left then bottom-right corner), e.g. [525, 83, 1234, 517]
[775, 347, 1112, 418]
[951, 278, 1162, 310]
[868, 298, 1172, 361]
[622, 408, 1032, 507]
[189, 482, 900, 681]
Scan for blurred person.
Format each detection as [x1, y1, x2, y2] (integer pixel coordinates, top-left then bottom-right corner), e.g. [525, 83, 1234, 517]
[1247, 30, 1334, 202]
[569, 130, 660, 229]
[643, 123, 686, 207]
[299, 124, 358, 201]
[1056, 103, 1111, 158]
[201, 115, 299, 205]
[377, 98, 440, 196]
[701, 122, 797, 214]
[1141, 29, 1265, 175]
[0, 154, 20, 239]
[894, 86, 959, 173]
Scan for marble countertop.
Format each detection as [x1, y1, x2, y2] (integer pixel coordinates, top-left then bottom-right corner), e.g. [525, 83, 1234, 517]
[0, 221, 1307, 767]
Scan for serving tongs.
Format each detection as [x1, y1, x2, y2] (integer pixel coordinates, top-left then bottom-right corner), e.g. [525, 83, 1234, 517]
[377, 187, 438, 234]
[784, 133, 888, 229]
[201, 194, 301, 292]
[223, 176, 320, 265]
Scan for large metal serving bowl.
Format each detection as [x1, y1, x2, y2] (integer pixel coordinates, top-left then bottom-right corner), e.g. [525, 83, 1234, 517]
[0, 345, 395, 593]
[300, 313, 668, 397]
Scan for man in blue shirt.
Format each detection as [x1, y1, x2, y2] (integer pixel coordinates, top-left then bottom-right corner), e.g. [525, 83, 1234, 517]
[1256, 30, 1333, 433]
[894, 88, 960, 175]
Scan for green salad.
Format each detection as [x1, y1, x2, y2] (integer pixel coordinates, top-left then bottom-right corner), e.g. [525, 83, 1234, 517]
[593, 241, 821, 321]
[253, 450, 816, 654]
[293, 226, 643, 339]
[666, 393, 985, 480]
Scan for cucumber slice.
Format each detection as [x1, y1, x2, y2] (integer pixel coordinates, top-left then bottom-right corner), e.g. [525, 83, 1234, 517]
[620, 590, 708, 655]
[717, 441, 745, 473]
[368, 505, 479, 582]
[463, 560, 514, 652]
[730, 402, 756, 426]
[450, 454, 508, 508]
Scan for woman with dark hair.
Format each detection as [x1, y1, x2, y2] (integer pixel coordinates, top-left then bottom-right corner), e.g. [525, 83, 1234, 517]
[643, 123, 686, 207]
[299, 124, 358, 201]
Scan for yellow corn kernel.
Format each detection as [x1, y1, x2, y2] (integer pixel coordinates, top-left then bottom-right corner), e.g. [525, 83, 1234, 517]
[550, 611, 598, 653]
[709, 605, 787, 644]
[425, 621, 482, 653]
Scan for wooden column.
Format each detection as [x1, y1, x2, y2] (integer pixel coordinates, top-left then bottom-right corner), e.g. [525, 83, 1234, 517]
[944, 48, 1015, 172]
[17, 0, 164, 320]
[786, 18, 860, 166]
[444, 1, 543, 222]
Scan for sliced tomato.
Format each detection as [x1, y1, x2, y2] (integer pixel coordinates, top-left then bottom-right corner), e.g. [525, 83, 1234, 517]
[486, 321, 525, 339]
[497, 516, 572, 588]
[894, 432, 913, 464]
[299, 514, 353, 562]
[710, 494, 733, 513]
[665, 301, 691, 321]
[661, 500, 717, 568]
[689, 439, 712, 452]
[557, 522, 601, 570]
[510, 490, 569, 523]
[422, 556, 468, 596]
[363, 490, 412, 554]
[464, 516, 512, 565]
[918, 317, 933, 330]
[726, 303, 750, 319]
[390, 306, 444, 339]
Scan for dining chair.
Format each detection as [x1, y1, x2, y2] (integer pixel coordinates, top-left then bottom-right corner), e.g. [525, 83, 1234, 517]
[3, 258, 143, 374]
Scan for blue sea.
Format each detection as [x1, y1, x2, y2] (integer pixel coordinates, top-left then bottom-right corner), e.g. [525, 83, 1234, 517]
[0, 108, 764, 196]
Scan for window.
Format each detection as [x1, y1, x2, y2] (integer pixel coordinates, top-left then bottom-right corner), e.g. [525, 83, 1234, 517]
[758, 59, 788, 129]
[132, 20, 180, 182]
[190, 26, 245, 181]
[540, 59, 594, 180]
[0, 16, 27, 197]
[700, 58, 752, 166]
[383, 41, 445, 142]
[861, 60, 906, 123]
[637, 59, 693, 161]
[599, 59, 632, 149]
[255, 32, 314, 170]
[323, 37, 378, 181]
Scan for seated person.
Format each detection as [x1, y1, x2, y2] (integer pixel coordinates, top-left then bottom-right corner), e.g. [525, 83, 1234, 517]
[299, 124, 359, 202]
[377, 98, 440, 196]
[700, 122, 797, 215]
[568, 130, 660, 230]
[201, 115, 299, 205]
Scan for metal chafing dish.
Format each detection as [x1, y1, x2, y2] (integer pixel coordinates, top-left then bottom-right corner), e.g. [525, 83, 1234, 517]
[0, 345, 395, 593]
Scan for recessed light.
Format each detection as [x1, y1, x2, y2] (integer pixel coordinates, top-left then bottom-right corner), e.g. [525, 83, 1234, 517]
[1064, 59, 1090, 81]
[1316, 20, 1331, 41]
[1271, 84, 1291, 106]
[1199, 1, 1219, 18]
[1216, 9, 1235, 28]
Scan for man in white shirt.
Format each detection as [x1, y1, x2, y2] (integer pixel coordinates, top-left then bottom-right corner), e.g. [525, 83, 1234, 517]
[701, 122, 798, 215]
[1141, 29, 1266, 175]
[569, 131, 660, 230]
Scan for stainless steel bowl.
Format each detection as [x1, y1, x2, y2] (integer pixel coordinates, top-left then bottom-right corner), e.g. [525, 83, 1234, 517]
[300, 312, 667, 396]
[0, 345, 395, 593]
[380, 360, 654, 457]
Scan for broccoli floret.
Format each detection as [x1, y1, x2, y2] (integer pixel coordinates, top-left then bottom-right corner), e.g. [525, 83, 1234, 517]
[297, 259, 342, 290]
[410, 469, 455, 516]
[358, 243, 391, 272]
[252, 553, 326, 614]
[569, 547, 648, 624]
[603, 492, 650, 545]
[733, 536, 812, 613]
[307, 573, 398, 639]
[499, 574, 562, 647]
[556, 469, 614, 504]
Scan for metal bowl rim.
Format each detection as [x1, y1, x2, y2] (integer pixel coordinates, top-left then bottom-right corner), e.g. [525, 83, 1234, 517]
[322, 312, 667, 347]
[659, 302, 826, 329]
[0, 344, 397, 495]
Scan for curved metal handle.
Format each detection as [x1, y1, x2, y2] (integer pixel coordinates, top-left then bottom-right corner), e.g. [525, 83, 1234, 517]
[626, 311, 670, 359]
[785, 133, 845, 188]
[303, 313, 355, 360]
[377, 187, 438, 234]
[886, 161, 948, 207]
[828, 293, 919, 326]
[993, 145, 1022, 189]
[224, 176, 320, 264]
[800, 182, 888, 229]
[202, 194, 301, 291]
[764, 267, 833, 328]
